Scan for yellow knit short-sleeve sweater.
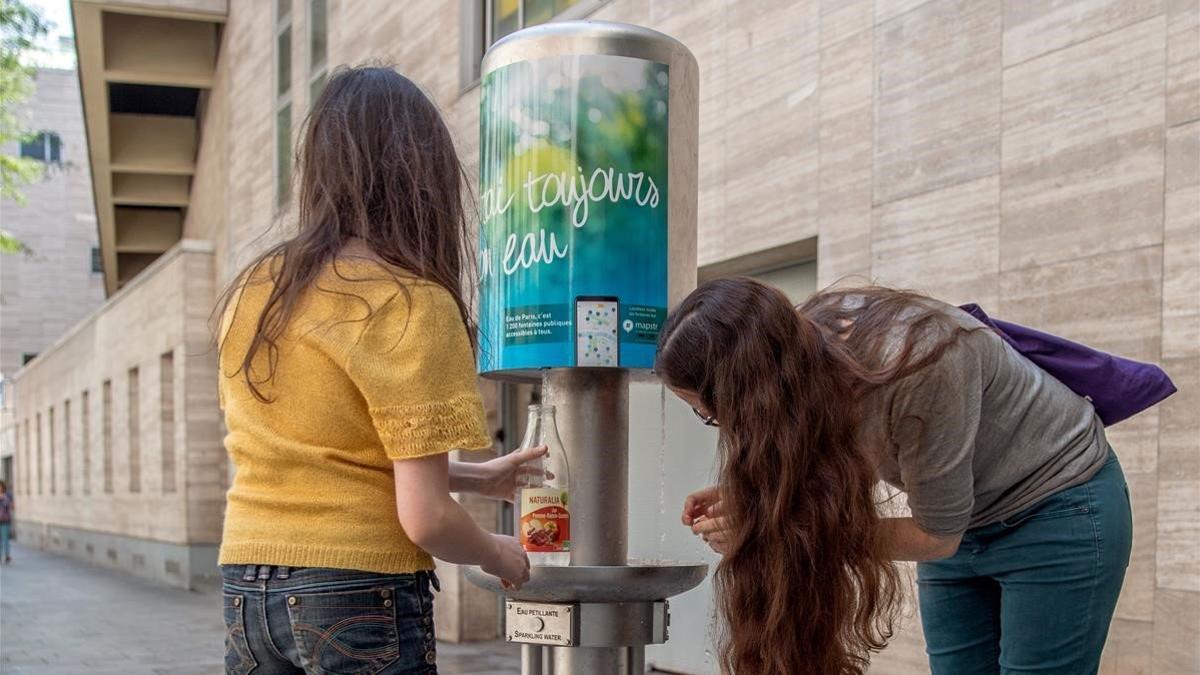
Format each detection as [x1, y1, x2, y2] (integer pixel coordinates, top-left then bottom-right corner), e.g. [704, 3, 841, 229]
[217, 255, 492, 574]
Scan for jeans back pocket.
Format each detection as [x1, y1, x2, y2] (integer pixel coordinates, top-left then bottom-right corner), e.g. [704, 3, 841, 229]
[223, 593, 258, 675]
[286, 586, 401, 674]
[1000, 483, 1091, 528]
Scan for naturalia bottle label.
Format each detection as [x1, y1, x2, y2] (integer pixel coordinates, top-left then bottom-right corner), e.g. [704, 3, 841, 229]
[520, 487, 571, 553]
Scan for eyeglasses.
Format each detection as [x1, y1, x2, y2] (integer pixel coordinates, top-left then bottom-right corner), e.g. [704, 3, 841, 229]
[692, 407, 720, 427]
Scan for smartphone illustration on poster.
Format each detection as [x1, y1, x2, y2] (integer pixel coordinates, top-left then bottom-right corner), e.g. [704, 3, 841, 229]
[575, 296, 620, 367]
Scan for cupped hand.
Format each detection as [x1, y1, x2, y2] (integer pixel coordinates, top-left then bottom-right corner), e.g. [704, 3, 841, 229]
[691, 514, 732, 555]
[682, 485, 722, 526]
[683, 485, 731, 555]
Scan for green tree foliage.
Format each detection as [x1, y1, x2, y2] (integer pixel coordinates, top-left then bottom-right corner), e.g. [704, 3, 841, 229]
[1, 0, 48, 254]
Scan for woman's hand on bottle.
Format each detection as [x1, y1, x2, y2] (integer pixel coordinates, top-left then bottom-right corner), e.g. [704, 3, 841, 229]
[683, 485, 731, 555]
[473, 446, 552, 501]
[483, 534, 531, 589]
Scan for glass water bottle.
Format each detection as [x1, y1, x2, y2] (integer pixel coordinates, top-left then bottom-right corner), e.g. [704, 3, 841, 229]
[516, 404, 571, 566]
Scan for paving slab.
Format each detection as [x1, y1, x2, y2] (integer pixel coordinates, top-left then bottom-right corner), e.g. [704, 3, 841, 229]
[0, 542, 521, 674]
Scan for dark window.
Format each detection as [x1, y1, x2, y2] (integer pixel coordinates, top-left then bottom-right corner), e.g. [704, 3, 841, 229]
[308, 0, 328, 104]
[19, 131, 62, 163]
[128, 367, 141, 493]
[466, 0, 601, 88]
[81, 389, 91, 495]
[489, 0, 586, 45]
[103, 380, 113, 494]
[276, 2, 294, 207]
[310, 0, 327, 71]
[490, 0, 519, 43]
[91, 247, 103, 274]
[36, 413, 42, 495]
[160, 351, 176, 493]
[49, 406, 55, 495]
[278, 25, 292, 98]
[276, 104, 292, 205]
[310, 70, 327, 102]
[19, 137, 42, 160]
[64, 398, 71, 496]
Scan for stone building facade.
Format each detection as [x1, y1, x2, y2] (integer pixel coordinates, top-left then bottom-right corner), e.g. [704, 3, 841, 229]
[9, 0, 1198, 672]
[0, 66, 106, 490]
[10, 241, 225, 588]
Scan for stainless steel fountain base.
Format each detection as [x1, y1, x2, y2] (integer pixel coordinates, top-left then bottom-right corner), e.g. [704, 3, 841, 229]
[465, 560, 708, 603]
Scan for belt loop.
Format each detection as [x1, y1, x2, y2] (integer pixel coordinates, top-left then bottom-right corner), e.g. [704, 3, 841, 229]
[242, 564, 257, 582]
[257, 565, 271, 581]
[276, 566, 291, 580]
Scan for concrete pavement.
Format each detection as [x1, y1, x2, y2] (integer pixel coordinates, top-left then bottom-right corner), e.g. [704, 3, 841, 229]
[0, 541, 520, 674]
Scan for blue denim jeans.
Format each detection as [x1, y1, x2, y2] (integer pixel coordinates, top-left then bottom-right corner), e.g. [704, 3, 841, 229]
[221, 565, 440, 675]
[0, 522, 11, 560]
[917, 451, 1132, 674]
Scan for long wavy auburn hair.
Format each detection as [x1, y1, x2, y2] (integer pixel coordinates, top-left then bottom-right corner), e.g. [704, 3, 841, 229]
[656, 277, 970, 674]
[214, 66, 476, 401]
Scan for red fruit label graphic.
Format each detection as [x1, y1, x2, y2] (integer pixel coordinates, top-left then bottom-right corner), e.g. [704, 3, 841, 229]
[520, 488, 571, 553]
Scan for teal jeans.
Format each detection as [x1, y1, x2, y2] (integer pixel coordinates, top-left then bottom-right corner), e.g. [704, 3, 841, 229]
[918, 451, 1132, 675]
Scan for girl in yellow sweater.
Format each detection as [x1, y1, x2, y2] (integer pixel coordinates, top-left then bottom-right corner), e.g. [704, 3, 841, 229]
[216, 66, 533, 674]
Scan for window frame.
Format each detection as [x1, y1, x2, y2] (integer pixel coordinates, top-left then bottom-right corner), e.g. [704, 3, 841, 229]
[274, 1, 294, 209]
[460, 0, 609, 92]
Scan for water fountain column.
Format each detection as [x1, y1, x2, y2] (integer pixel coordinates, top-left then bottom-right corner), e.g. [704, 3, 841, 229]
[543, 369, 628, 672]
[472, 19, 699, 675]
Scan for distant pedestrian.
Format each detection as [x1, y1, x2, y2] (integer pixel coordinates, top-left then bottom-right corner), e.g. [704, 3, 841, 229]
[0, 480, 13, 564]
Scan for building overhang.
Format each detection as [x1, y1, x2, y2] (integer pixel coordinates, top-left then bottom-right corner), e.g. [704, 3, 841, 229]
[70, 0, 226, 295]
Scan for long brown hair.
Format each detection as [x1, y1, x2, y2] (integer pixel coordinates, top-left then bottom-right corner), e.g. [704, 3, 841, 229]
[656, 277, 969, 674]
[215, 66, 475, 401]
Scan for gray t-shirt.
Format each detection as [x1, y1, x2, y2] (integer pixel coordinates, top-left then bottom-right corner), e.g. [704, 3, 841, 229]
[859, 302, 1111, 535]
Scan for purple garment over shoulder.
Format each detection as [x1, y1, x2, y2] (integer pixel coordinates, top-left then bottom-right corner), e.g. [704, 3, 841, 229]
[958, 304, 1176, 426]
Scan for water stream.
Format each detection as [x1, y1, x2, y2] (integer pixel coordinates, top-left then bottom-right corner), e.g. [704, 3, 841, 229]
[655, 383, 669, 560]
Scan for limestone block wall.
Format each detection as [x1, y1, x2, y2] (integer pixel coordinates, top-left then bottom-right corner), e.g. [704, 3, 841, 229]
[10, 242, 224, 588]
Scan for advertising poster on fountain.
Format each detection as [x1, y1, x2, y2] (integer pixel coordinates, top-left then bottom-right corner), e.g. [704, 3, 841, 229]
[478, 53, 669, 376]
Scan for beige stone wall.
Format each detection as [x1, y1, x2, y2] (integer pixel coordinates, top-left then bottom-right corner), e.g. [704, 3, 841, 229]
[29, 0, 1193, 667]
[9, 242, 223, 548]
[182, 30, 231, 283]
[0, 67, 106, 409]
